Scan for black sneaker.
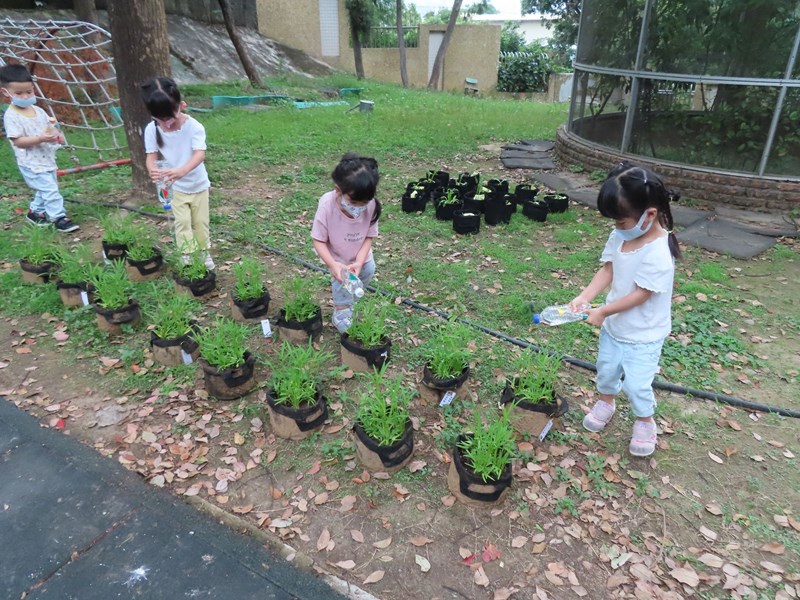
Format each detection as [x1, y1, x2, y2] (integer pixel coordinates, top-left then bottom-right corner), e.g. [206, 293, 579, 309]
[53, 216, 80, 233]
[25, 210, 48, 227]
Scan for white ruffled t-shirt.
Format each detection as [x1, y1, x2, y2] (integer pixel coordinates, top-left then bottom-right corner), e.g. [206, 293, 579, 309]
[600, 230, 675, 343]
[143, 115, 209, 194]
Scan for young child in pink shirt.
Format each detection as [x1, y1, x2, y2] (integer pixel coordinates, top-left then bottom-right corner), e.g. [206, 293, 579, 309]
[311, 153, 381, 333]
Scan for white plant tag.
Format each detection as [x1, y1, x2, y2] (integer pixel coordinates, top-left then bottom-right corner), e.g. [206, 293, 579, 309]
[181, 349, 193, 365]
[80, 291, 90, 306]
[439, 390, 456, 407]
[260, 319, 272, 338]
[101, 250, 111, 265]
[539, 419, 554, 442]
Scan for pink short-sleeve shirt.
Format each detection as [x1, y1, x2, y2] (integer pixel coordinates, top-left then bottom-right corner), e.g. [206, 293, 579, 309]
[311, 191, 378, 264]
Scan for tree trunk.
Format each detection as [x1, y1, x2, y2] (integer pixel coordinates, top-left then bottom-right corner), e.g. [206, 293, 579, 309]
[427, 0, 462, 90]
[107, 0, 171, 197]
[73, 0, 97, 24]
[352, 32, 365, 80]
[217, 0, 263, 88]
[396, 0, 408, 88]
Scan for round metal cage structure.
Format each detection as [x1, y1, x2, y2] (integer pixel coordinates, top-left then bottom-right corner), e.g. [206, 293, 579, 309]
[563, 0, 800, 187]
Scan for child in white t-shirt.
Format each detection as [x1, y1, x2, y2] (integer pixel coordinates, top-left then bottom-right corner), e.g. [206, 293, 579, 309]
[1, 63, 79, 232]
[141, 76, 214, 270]
[311, 153, 381, 333]
[570, 163, 681, 457]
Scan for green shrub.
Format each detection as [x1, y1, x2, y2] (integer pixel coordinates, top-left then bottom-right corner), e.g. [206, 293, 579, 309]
[512, 348, 561, 404]
[423, 321, 472, 380]
[269, 341, 333, 408]
[89, 260, 131, 309]
[356, 367, 414, 446]
[458, 409, 517, 482]
[232, 257, 266, 301]
[347, 294, 390, 347]
[195, 317, 249, 370]
[282, 276, 318, 322]
[497, 42, 551, 93]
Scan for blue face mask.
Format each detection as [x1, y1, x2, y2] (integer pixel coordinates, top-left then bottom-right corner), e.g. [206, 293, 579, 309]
[341, 195, 368, 219]
[11, 96, 37, 108]
[614, 210, 654, 241]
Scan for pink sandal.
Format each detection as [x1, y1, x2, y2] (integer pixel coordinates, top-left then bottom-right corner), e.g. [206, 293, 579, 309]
[629, 420, 657, 457]
[582, 400, 615, 433]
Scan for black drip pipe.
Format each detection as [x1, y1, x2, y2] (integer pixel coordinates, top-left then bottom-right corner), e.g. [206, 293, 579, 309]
[64, 199, 799, 419]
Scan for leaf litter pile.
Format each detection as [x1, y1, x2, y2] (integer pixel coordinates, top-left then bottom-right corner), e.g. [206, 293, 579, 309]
[0, 178, 799, 600]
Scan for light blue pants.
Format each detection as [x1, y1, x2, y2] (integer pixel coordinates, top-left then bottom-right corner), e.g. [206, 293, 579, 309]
[332, 258, 375, 308]
[19, 166, 66, 221]
[595, 328, 665, 418]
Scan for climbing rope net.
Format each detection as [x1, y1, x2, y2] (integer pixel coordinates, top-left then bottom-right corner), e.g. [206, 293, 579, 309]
[0, 17, 125, 162]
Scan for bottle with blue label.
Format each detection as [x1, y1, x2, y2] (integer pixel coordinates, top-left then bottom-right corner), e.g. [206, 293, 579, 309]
[533, 303, 591, 326]
[155, 159, 172, 211]
[341, 269, 365, 298]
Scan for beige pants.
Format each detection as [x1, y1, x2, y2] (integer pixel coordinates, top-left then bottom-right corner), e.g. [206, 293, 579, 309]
[172, 189, 210, 254]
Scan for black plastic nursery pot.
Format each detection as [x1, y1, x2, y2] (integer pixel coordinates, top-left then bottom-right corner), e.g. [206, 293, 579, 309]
[401, 183, 428, 213]
[275, 307, 323, 345]
[353, 419, 415, 473]
[19, 259, 56, 284]
[101, 240, 128, 261]
[94, 299, 140, 335]
[461, 195, 485, 215]
[484, 199, 513, 225]
[200, 351, 256, 400]
[542, 193, 569, 214]
[499, 379, 570, 442]
[434, 200, 461, 221]
[173, 270, 217, 298]
[514, 184, 539, 206]
[56, 280, 95, 307]
[149, 327, 201, 367]
[340, 333, 391, 373]
[266, 388, 328, 441]
[452, 210, 481, 235]
[425, 170, 450, 187]
[125, 249, 165, 282]
[447, 433, 512, 507]
[486, 179, 510, 196]
[522, 199, 549, 222]
[230, 290, 271, 323]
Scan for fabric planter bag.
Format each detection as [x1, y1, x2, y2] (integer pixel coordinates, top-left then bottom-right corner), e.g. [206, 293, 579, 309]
[200, 351, 256, 400]
[340, 333, 391, 373]
[150, 326, 201, 367]
[499, 379, 570, 442]
[275, 307, 323, 345]
[447, 433, 512, 507]
[353, 419, 415, 473]
[19, 259, 56, 284]
[94, 299, 141, 335]
[542, 193, 569, 213]
[173, 270, 217, 298]
[266, 388, 328, 441]
[101, 240, 128, 261]
[230, 291, 271, 323]
[56, 280, 94, 307]
[522, 199, 549, 222]
[452, 211, 481, 235]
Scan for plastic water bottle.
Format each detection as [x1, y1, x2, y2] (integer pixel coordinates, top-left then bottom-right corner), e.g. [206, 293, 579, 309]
[155, 159, 172, 211]
[533, 303, 591, 326]
[341, 269, 365, 298]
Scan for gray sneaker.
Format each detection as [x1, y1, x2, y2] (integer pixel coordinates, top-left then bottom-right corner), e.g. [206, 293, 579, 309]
[332, 308, 352, 333]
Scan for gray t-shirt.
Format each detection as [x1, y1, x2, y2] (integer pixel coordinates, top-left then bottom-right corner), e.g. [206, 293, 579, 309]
[3, 105, 59, 173]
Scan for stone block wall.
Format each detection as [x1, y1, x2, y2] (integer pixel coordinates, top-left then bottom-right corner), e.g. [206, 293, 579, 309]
[556, 127, 800, 213]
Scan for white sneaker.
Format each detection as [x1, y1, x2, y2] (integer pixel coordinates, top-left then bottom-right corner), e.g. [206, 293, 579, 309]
[203, 254, 215, 271]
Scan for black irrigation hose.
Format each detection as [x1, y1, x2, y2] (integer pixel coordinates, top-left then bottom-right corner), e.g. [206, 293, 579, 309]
[63, 198, 800, 419]
[259, 242, 800, 419]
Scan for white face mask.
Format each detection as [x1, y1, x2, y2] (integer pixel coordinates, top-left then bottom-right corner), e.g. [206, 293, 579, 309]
[341, 195, 367, 218]
[615, 210, 654, 241]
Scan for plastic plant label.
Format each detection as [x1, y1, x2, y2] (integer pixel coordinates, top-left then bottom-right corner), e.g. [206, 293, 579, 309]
[80, 291, 90, 306]
[181, 349, 193, 365]
[439, 390, 456, 407]
[538, 419, 554, 442]
[260, 319, 272, 338]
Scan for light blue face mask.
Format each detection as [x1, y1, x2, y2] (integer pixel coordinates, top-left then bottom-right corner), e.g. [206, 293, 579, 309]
[615, 210, 654, 241]
[11, 96, 37, 108]
[341, 195, 368, 219]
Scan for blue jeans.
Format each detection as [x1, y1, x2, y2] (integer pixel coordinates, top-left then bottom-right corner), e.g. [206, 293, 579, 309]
[595, 329, 664, 418]
[19, 166, 65, 221]
[332, 259, 375, 308]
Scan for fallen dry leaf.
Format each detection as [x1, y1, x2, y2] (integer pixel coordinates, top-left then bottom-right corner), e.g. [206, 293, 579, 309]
[511, 536, 528, 548]
[415, 554, 431, 573]
[760, 561, 785, 574]
[708, 452, 724, 464]
[410, 536, 433, 547]
[493, 588, 515, 600]
[317, 528, 331, 551]
[760, 542, 785, 555]
[340, 495, 357, 512]
[474, 566, 490, 587]
[698, 553, 724, 568]
[705, 503, 723, 516]
[699, 526, 718, 541]
[335, 560, 356, 570]
[408, 460, 427, 473]
[363, 570, 384, 584]
[482, 544, 501, 563]
[670, 567, 700, 587]
[373, 537, 392, 549]
[441, 495, 456, 507]
[350, 530, 364, 543]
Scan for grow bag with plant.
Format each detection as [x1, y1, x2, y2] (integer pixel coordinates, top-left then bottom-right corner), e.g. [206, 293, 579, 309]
[20, 259, 57, 284]
[266, 388, 328, 440]
[200, 351, 256, 400]
[354, 419, 414, 472]
[434, 188, 462, 221]
[514, 184, 539, 205]
[174, 268, 217, 298]
[94, 300, 140, 334]
[150, 328, 200, 366]
[276, 277, 323, 343]
[542, 192, 569, 213]
[484, 196, 513, 225]
[230, 257, 271, 321]
[100, 214, 140, 261]
[448, 431, 513, 507]
[522, 199, 549, 222]
[341, 333, 391, 371]
[499, 381, 569, 441]
[19, 225, 59, 284]
[453, 210, 481, 235]
[56, 280, 95, 307]
[340, 296, 393, 372]
[55, 244, 102, 306]
[125, 246, 165, 282]
[401, 183, 428, 213]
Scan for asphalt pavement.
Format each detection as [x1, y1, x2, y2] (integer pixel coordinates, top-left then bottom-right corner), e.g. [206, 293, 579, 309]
[0, 398, 347, 600]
